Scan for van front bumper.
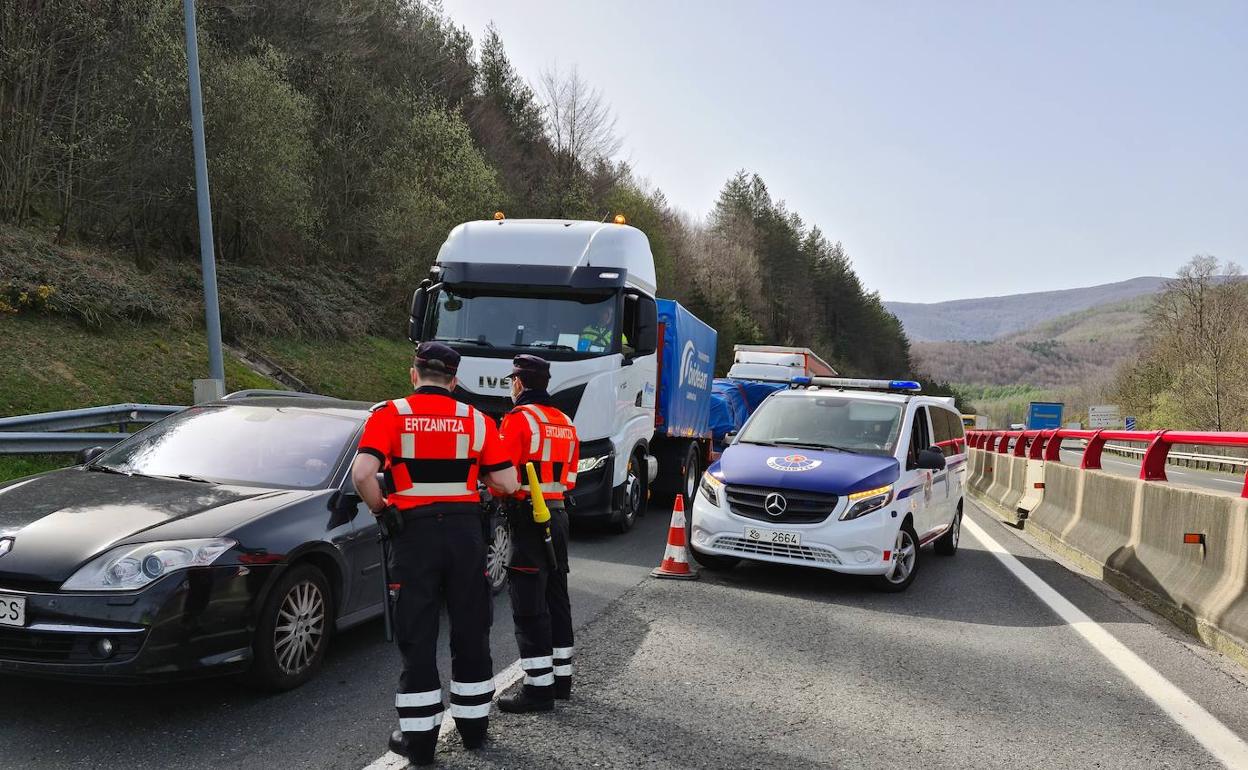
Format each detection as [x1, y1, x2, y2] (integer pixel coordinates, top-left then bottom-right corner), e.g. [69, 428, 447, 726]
[689, 490, 901, 575]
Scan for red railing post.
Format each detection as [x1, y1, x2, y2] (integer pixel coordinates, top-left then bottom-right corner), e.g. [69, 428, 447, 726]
[1013, 431, 1030, 457]
[1044, 429, 1065, 461]
[1028, 430, 1048, 460]
[1081, 430, 1107, 470]
[1140, 431, 1170, 481]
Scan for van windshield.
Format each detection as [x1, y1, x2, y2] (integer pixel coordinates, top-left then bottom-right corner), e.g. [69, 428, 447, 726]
[429, 287, 619, 355]
[738, 396, 904, 457]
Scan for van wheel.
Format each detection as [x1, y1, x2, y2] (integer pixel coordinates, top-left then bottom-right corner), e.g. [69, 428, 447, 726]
[692, 547, 739, 572]
[871, 525, 919, 593]
[611, 451, 646, 534]
[935, 505, 962, 556]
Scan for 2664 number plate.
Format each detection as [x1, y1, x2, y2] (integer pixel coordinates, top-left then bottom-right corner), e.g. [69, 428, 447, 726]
[744, 526, 801, 546]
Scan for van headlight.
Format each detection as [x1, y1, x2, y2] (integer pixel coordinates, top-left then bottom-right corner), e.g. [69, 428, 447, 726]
[577, 455, 609, 474]
[62, 538, 236, 592]
[841, 485, 893, 521]
[698, 472, 724, 506]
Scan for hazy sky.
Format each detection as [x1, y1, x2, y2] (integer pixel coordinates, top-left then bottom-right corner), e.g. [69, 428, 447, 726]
[440, 0, 1247, 303]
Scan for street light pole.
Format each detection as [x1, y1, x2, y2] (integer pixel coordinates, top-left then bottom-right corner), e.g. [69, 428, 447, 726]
[183, 0, 225, 394]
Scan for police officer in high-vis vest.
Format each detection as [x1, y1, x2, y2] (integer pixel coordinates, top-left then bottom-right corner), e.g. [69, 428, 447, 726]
[496, 355, 580, 713]
[351, 342, 520, 766]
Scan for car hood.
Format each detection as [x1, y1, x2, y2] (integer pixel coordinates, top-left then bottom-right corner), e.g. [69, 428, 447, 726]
[0, 469, 309, 584]
[713, 443, 900, 495]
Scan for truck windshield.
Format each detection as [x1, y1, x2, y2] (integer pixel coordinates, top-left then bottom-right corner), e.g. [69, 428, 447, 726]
[429, 287, 619, 354]
[738, 396, 904, 457]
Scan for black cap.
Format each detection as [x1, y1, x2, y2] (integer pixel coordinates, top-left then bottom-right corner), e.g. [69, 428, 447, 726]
[414, 341, 461, 374]
[511, 354, 551, 389]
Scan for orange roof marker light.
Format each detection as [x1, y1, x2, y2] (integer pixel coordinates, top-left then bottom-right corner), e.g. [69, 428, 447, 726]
[613, 213, 627, 225]
[493, 211, 505, 220]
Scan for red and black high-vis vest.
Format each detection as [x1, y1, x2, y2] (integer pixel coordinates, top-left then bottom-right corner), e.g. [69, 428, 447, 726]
[500, 403, 580, 502]
[358, 389, 511, 509]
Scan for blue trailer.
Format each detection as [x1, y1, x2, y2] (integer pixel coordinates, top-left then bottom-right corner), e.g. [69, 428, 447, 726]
[651, 299, 718, 505]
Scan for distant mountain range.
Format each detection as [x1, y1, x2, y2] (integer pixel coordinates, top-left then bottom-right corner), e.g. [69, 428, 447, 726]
[885, 276, 1169, 342]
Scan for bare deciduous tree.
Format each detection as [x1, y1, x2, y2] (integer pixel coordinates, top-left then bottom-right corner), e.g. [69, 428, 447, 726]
[537, 63, 622, 167]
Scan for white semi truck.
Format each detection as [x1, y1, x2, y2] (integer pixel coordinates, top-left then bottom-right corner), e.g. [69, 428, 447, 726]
[406, 217, 718, 532]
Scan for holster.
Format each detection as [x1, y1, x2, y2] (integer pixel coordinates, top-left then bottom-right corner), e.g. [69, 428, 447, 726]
[376, 504, 405, 539]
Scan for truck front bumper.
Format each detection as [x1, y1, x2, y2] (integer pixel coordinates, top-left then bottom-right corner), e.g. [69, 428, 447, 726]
[567, 439, 615, 519]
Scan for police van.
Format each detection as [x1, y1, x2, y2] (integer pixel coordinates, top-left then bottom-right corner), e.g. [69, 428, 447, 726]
[689, 377, 967, 591]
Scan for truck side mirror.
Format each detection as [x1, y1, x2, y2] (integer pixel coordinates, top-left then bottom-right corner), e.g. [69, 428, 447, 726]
[633, 295, 658, 356]
[408, 281, 433, 343]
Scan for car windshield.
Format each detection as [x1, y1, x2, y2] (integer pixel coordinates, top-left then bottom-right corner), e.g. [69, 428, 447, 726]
[93, 405, 362, 489]
[430, 287, 619, 354]
[738, 395, 904, 457]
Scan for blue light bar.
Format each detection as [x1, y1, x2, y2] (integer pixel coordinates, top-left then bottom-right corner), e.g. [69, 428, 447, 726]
[790, 376, 812, 387]
[804, 377, 923, 393]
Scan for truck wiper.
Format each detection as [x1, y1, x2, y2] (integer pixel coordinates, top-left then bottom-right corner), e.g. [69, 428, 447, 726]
[437, 337, 494, 347]
[517, 342, 577, 351]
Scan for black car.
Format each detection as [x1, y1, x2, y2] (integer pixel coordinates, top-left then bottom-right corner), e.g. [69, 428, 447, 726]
[0, 393, 511, 689]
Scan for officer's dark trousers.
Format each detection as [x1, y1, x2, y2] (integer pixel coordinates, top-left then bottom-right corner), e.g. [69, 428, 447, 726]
[507, 505, 573, 700]
[390, 510, 495, 758]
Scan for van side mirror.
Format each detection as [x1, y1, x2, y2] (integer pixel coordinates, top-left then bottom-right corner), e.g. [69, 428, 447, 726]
[633, 295, 658, 356]
[408, 281, 432, 343]
[723, 431, 738, 445]
[916, 447, 946, 471]
[76, 446, 105, 465]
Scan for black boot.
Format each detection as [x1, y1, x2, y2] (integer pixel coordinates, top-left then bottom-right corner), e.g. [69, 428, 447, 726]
[498, 687, 554, 713]
[554, 676, 572, 700]
[389, 729, 436, 766]
[458, 718, 489, 751]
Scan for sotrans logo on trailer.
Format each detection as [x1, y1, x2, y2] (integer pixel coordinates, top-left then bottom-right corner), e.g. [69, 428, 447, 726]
[679, 340, 711, 391]
[766, 454, 823, 472]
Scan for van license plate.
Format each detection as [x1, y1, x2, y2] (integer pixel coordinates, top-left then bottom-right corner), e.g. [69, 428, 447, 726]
[0, 594, 26, 627]
[744, 526, 801, 546]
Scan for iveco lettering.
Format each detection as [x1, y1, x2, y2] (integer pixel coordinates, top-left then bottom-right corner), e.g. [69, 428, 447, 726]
[690, 377, 967, 591]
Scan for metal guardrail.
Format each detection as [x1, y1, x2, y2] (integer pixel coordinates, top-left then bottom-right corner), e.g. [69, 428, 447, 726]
[0, 404, 184, 456]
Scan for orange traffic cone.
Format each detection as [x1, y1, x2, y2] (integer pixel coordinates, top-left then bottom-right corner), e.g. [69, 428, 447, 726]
[651, 494, 699, 580]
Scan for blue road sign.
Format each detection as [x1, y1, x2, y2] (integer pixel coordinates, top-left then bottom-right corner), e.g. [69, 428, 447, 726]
[1125, 416, 1137, 431]
[1027, 401, 1064, 430]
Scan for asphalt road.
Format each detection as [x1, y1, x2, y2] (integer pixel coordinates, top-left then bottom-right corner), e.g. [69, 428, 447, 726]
[9, 496, 1248, 769]
[0, 510, 673, 770]
[1059, 448, 1246, 495]
[453, 500, 1248, 769]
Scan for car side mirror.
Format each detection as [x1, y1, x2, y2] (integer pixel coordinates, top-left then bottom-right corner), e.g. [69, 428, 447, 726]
[76, 446, 105, 465]
[916, 447, 946, 471]
[328, 490, 363, 514]
[724, 431, 738, 445]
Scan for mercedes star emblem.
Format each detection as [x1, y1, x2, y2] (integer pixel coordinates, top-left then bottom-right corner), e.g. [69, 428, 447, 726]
[764, 493, 788, 516]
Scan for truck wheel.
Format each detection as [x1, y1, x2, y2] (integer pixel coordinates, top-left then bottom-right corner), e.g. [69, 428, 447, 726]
[611, 451, 647, 534]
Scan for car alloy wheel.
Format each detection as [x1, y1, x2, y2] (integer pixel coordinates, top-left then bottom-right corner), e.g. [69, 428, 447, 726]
[886, 528, 917, 585]
[274, 579, 326, 676]
[487, 519, 510, 594]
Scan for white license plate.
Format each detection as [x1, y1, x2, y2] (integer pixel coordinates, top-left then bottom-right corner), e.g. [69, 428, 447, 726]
[744, 526, 801, 546]
[0, 594, 25, 627]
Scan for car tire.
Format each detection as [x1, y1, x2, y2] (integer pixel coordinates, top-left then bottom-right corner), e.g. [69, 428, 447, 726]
[691, 547, 739, 572]
[486, 515, 511, 594]
[611, 450, 647, 534]
[934, 504, 962, 556]
[871, 523, 920, 593]
[250, 563, 333, 692]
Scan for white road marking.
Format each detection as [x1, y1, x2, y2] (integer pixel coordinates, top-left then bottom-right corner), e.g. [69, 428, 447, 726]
[963, 515, 1248, 768]
[361, 658, 526, 770]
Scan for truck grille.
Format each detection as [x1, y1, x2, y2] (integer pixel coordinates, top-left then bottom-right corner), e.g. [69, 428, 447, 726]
[725, 485, 838, 524]
[0, 627, 145, 663]
[711, 536, 841, 565]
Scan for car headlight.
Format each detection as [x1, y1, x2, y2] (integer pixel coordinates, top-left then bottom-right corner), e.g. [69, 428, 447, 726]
[577, 455, 609, 474]
[62, 538, 236, 592]
[841, 484, 894, 521]
[698, 472, 724, 507]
